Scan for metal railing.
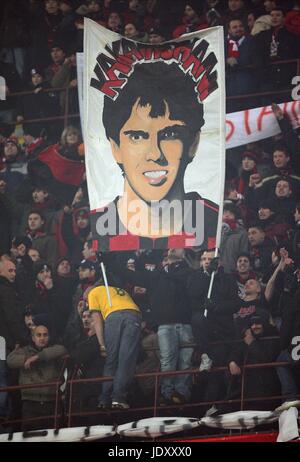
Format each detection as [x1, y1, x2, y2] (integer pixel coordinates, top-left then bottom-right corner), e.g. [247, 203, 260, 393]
[2, 58, 300, 132]
[1, 337, 298, 435]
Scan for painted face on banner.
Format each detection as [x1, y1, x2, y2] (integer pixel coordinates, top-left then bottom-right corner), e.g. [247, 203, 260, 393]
[110, 100, 189, 202]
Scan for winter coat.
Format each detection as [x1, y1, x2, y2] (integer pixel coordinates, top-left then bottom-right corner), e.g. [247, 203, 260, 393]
[188, 267, 240, 339]
[228, 326, 281, 399]
[0, 276, 27, 352]
[220, 223, 249, 273]
[116, 260, 194, 326]
[7, 343, 67, 401]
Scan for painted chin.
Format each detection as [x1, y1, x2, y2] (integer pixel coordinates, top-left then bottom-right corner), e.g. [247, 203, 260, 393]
[143, 170, 168, 187]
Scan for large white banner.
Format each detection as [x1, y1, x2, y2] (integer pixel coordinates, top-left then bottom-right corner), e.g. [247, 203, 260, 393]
[226, 101, 300, 149]
[84, 20, 225, 251]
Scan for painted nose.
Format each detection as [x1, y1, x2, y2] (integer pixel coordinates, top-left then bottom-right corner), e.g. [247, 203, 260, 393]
[146, 137, 168, 166]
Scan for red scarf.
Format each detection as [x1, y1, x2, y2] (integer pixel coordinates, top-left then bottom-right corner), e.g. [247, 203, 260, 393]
[228, 39, 239, 58]
[223, 218, 237, 230]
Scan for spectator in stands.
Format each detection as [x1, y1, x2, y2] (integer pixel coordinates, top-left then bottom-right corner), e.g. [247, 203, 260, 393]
[124, 22, 149, 42]
[135, 323, 160, 405]
[263, 0, 279, 14]
[44, 43, 66, 82]
[220, 203, 249, 273]
[253, 7, 299, 99]
[188, 252, 240, 413]
[247, 9, 262, 34]
[0, 150, 25, 197]
[82, 239, 97, 262]
[51, 49, 79, 114]
[285, 0, 300, 36]
[30, 0, 76, 69]
[17, 68, 59, 139]
[233, 252, 257, 299]
[274, 179, 297, 224]
[257, 199, 291, 243]
[23, 306, 36, 339]
[0, 55, 22, 124]
[59, 206, 91, 264]
[225, 18, 256, 107]
[0, 255, 27, 420]
[172, 1, 208, 38]
[116, 249, 194, 405]
[237, 151, 260, 197]
[53, 256, 77, 321]
[204, 0, 225, 27]
[0, 255, 26, 351]
[290, 203, 300, 267]
[276, 264, 300, 409]
[107, 11, 123, 33]
[28, 125, 85, 206]
[88, 281, 142, 410]
[251, 145, 300, 202]
[30, 259, 74, 342]
[0, 0, 31, 80]
[233, 277, 273, 335]
[248, 224, 274, 280]
[10, 235, 35, 306]
[67, 259, 98, 337]
[69, 308, 105, 411]
[148, 26, 166, 44]
[224, 0, 249, 25]
[7, 323, 67, 431]
[271, 103, 300, 175]
[0, 180, 13, 255]
[1, 137, 27, 175]
[25, 210, 58, 269]
[28, 248, 41, 263]
[226, 313, 280, 411]
[1, 184, 57, 243]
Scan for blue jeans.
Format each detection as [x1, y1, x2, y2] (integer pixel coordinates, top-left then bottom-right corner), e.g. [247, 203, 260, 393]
[157, 324, 194, 401]
[0, 360, 8, 417]
[100, 310, 142, 405]
[276, 350, 298, 401]
[2, 47, 27, 79]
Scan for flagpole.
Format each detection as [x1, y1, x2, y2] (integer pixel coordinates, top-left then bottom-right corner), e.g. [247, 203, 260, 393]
[204, 247, 219, 318]
[100, 262, 112, 308]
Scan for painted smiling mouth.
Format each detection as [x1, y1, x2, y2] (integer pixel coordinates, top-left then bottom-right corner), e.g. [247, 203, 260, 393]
[143, 170, 168, 185]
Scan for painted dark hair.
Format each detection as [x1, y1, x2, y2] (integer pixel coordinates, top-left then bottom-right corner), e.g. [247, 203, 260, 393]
[103, 61, 204, 149]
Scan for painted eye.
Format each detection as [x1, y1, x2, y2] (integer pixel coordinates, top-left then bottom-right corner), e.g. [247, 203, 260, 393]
[161, 130, 178, 140]
[127, 133, 145, 142]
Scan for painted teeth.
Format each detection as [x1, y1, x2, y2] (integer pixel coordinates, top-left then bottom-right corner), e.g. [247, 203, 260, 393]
[144, 171, 167, 178]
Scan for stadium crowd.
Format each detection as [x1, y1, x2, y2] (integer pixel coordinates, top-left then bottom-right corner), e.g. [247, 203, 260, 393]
[1, 0, 300, 431]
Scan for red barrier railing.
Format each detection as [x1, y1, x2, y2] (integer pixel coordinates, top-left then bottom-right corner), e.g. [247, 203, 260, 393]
[0, 346, 299, 435]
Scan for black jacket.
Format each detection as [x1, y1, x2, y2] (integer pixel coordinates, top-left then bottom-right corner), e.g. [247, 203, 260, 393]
[228, 325, 281, 398]
[116, 260, 193, 326]
[0, 276, 27, 352]
[280, 286, 300, 353]
[188, 267, 240, 339]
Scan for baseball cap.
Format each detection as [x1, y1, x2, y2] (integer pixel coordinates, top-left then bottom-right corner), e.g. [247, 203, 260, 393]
[148, 26, 165, 37]
[78, 259, 96, 270]
[30, 67, 43, 77]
